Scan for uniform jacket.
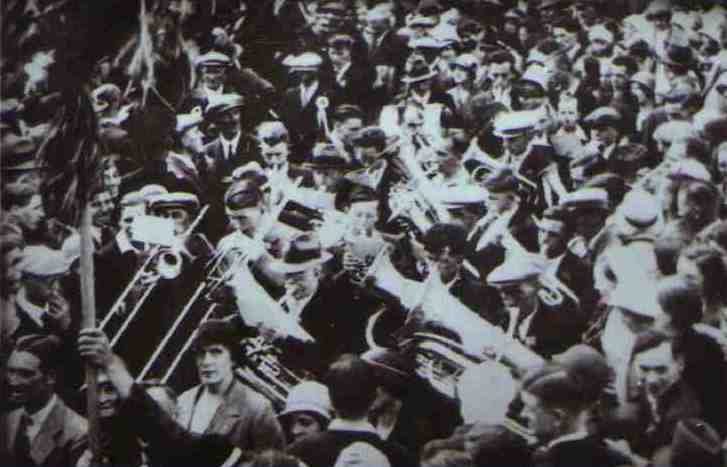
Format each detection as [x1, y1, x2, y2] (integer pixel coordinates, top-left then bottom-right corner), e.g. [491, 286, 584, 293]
[177, 379, 285, 453]
[1, 397, 88, 467]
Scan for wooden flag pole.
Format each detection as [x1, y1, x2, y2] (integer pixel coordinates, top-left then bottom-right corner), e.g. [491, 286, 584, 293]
[79, 163, 102, 465]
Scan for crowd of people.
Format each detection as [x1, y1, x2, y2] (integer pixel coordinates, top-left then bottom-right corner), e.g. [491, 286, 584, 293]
[5, 0, 727, 465]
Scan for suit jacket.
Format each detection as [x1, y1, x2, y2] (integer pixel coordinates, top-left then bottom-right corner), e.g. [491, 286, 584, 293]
[202, 136, 257, 182]
[535, 436, 632, 467]
[177, 379, 285, 453]
[277, 84, 331, 159]
[1, 397, 88, 467]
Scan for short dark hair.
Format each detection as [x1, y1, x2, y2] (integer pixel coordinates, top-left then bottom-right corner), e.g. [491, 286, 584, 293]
[631, 329, 683, 361]
[324, 354, 377, 419]
[657, 275, 703, 330]
[489, 50, 516, 68]
[422, 223, 468, 257]
[13, 334, 62, 373]
[521, 364, 590, 412]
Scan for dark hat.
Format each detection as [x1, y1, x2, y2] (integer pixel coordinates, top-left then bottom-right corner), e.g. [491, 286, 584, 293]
[611, 143, 649, 178]
[14, 334, 63, 370]
[1, 134, 41, 171]
[194, 319, 240, 353]
[352, 126, 387, 149]
[402, 61, 437, 84]
[303, 143, 354, 170]
[333, 104, 364, 122]
[224, 179, 263, 213]
[481, 167, 518, 194]
[553, 344, 613, 401]
[652, 419, 722, 467]
[521, 364, 589, 409]
[269, 232, 333, 274]
[361, 348, 414, 397]
[663, 41, 693, 68]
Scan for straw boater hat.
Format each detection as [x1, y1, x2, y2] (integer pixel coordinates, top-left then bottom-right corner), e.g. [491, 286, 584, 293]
[194, 51, 232, 69]
[401, 61, 438, 84]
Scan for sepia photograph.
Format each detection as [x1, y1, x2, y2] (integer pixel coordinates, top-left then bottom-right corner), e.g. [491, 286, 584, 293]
[3, 0, 727, 466]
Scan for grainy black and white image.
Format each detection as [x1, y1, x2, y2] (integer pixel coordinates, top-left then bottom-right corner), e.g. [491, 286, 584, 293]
[4, 0, 727, 466]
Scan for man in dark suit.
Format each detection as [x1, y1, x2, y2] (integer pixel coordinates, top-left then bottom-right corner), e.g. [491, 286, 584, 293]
[1, 334, 88, 467]
[323, 31, 376, 114]
[277, 52, 331, 159]
[202, 93, 256, 183]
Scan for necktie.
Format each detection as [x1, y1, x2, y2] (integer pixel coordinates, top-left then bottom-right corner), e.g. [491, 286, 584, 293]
[15, 413, 34, 465]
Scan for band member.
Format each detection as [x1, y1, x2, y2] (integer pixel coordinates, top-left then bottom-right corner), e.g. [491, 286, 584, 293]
[176, 319, 285, 452]
[2, 334, 88, 467]
[486, 253, 585, 358]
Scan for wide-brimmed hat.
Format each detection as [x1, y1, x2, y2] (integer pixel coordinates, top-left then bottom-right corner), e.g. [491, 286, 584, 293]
[206, 93, 244, 119]
[269, 232, 333, 274]
[401, 61, 437, 84]
[303, 143, 355, 171]
[279, 381, 333, 421]
[1, 133, 42, 172]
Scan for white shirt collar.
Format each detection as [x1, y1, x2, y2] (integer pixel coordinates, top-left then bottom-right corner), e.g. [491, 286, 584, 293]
[336, 62, 352, 84]
[300, 81, 319, 107]
[329, 418, 379, 434]
[220, 132, 242, 159]
[25, 395, 58, 443]
[546, 430, 589, 450]
[16, 288, 46, 328]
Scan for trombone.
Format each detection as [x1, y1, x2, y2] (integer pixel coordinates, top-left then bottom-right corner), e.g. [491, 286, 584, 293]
[100, 205, 209, 348]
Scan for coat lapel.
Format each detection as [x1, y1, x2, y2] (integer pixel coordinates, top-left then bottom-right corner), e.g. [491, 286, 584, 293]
[30, 402, 64, 465]
[1, 409, 22, 456]
[206, 381, 245, 436]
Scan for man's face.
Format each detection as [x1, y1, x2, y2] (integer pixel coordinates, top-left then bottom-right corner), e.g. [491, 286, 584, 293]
[200, 65, 227, 91]
[216, 111, 242, 140]
[558, 102, 579, 128]
[717, 149, 727, 178]
[520, 391, 560, 441]
[518, 83, 545, 111]
[354, 146, 380, 167]
[182, 126, 206, 154]
[259, 141, 290, 168]
[15, 194, 45, 233]
[491, 63, 512, 87]
[348, 201, 378, 236]
[552, 28, 576, 49]
[592, 125, 619, 148]
[312, 168, 343, 191]
[119, 204, 145, 236]
[328, 40, 353, 66]
[285, 268, 320, 301]
[6, 350, 53, 407]
[634, 342, 682, 398]
[229, 205, 263, 236]
[288, 412, 324, 443]
[196, 344, 234, 387]
[3, 247, 24, 296]
[503, 132, 531, 156]
[497, 281, 537, 309]
[158, 208, 191, 236]
[538, 228, 566, 258]
[90, 192, 115, 227]
[97, 372, 120, 419]
[24, 272, 64, 305]
[335, 118, 363, 146]
[103, 160, 121, 199]
[425, 247, 463, 283]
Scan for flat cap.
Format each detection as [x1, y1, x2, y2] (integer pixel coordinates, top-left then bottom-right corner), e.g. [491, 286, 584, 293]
[667, 159, 712, 183]
[224, 179, 263, 211]
[493, 110, 540, 138]
[148, 192, 200, 212]
[1, 134, 40, 171]
[618, 190, 659, 229]
[206, 93, 244, 118]
[175, 106, 204, 134]
[194, 51, 232, 68]
[282, 52, 323, 71]
[14, 334, 63, 369]
[481, 167, 519, 193]
[584, 107, 622, 128]
[20, 246, 71, 277]
[486, 254, 545, 286]
[352, 126, 387, 149]
[454, 53, 479, 70]
[559, 188, 610, 210]
[519, 64, 549, 91]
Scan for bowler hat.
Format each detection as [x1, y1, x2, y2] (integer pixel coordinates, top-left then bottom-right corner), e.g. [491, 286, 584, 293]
[402, 61, 437, 84]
